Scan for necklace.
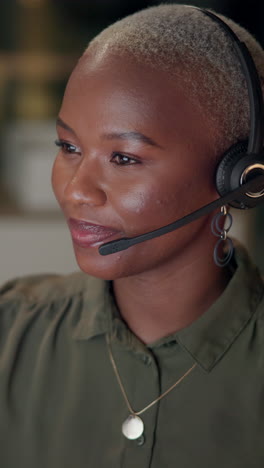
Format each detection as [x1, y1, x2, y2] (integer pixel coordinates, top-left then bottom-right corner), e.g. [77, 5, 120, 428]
[106, 334, 197, 440]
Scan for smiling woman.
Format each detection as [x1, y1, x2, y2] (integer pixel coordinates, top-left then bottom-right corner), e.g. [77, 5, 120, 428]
[52, 51, 220, 285]
[0, 4, 264, 468]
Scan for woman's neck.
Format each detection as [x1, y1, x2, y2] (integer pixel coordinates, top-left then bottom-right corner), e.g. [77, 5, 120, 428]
[112, 245, 232, 345]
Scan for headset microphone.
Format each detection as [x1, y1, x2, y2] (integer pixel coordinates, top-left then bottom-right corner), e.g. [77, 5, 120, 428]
[99, 175, 264, 256]
[99, 7, 264, 257]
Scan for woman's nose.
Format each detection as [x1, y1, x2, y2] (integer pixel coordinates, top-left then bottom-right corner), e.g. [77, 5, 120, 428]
[64, 159, 107, 207]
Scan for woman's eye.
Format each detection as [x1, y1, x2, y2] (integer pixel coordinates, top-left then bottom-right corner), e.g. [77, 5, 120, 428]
[55, 140, 81, 155]
[111, 152, 139, 165]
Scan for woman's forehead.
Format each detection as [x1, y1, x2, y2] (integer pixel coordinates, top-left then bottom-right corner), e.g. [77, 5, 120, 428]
[62, 51, 215, 147]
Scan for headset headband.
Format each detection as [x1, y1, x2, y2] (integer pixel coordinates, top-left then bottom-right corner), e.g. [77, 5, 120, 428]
[193, 7, 264, 155]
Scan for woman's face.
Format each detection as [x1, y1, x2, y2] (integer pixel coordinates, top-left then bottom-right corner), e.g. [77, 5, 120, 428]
[52, 50, 219, 280]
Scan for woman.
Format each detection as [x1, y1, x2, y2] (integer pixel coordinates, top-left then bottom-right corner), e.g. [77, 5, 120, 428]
[0, 4, 264, 467]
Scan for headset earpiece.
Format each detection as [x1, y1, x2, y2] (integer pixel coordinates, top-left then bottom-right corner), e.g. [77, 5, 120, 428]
[216, 140, 264, 209]
[216, 140, 247, 208]
[198, 8, 264, 211]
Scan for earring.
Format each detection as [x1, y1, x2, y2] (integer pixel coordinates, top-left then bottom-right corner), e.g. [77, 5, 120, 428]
[211, 205, 234, 267]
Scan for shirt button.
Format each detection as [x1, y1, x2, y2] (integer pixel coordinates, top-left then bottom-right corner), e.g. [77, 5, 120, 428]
[136, 435, 145, 446]
[142, 356, 151, 366]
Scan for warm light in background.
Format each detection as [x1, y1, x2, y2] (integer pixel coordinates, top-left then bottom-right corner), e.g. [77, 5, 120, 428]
[17, 0, 47, 7]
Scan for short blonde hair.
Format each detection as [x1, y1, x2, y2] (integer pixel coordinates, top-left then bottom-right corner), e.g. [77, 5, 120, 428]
[85, 4, 264, 157]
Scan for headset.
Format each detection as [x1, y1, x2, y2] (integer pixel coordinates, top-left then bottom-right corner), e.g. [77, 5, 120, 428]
[99, 6, 264, 256]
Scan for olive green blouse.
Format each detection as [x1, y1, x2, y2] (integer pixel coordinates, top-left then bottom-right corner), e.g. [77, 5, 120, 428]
[0, 244, 264, 468]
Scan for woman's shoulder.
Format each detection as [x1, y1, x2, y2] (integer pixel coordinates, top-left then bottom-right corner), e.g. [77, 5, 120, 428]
[0, 271, 108, 341]
[0, 271, 101, 306]
[0, 272, 111, 416]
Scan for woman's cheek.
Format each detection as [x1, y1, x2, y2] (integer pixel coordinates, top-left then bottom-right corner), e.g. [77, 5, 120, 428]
[113, 182, 182, 234]
[51, 157, 67, 206]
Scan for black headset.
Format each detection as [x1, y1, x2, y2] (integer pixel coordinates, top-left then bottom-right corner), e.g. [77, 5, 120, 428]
[99, 7, 264, 256]
[199, 8, 264, 209]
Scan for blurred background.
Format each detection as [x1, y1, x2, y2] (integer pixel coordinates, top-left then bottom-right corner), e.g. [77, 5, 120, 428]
[0, 0, 263, 284]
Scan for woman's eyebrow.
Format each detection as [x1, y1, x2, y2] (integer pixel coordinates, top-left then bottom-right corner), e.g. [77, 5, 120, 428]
[56, 117, 76, 135]
[56, 117, 163, 149]
[101, 131, 163, 149]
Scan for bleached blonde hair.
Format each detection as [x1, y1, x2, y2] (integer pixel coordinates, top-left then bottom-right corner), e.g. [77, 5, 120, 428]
[84, 3, 264, 157]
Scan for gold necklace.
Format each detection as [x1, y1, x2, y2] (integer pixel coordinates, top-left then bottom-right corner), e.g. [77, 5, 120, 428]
[106, 334, 197, 440]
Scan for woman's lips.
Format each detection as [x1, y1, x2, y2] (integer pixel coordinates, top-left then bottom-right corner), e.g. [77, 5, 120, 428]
[67, 218, 121, 248]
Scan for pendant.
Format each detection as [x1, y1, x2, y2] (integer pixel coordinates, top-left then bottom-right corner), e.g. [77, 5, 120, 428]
[122, 414, 144, 440]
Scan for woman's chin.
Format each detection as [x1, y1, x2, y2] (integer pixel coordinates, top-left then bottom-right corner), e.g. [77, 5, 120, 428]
[72, 244, 125, 280]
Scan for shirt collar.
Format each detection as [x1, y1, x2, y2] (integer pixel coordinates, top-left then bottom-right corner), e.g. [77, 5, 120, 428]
[175, 244, 264, 371]
[73, 244, 264, 372]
